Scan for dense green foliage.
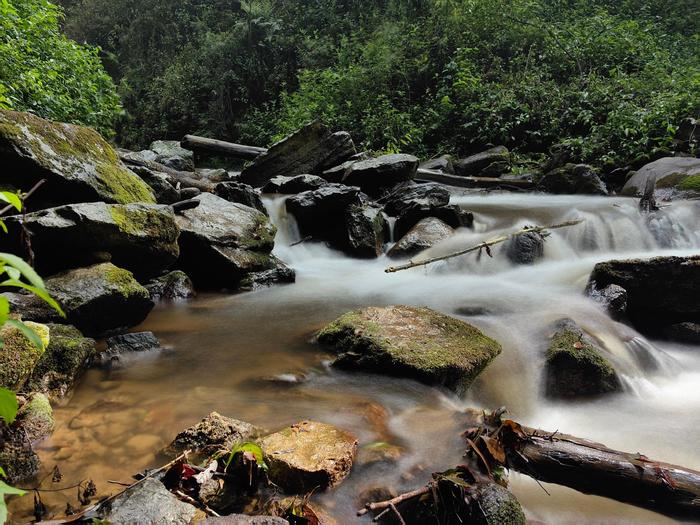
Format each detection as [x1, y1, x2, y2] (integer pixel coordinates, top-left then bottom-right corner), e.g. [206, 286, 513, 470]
[0, 0, 121, 136]
[58, 0, 700, 167]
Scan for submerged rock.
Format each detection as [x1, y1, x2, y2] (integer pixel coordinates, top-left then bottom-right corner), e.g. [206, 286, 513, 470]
[588, 255, 700, 332]
[106, 331, 161, 354]
[0, 109, 155, 209]
[537, 164, 608, 195]
[175, 193, 278, 289]
[345, 204, 389, 258]
[215, 181, 266, 213]
[165, 412, 260, 456]
[240, 121, 355, 187]
[623, 157, 700, 199]
[454, 146, 509, 177]
[318, 306, 501, 394]
[505, 231, 544, 265]
[97, 478, 199, 524]
[544, 318, 621, 399]
[342, 154, 418, 194]
[25, 324, 96, 398]
[0, 320, 49, 390]
[4, 202, 180, 279]
[45, 263, 153, 336]
[260, 420, 357, 493]
[146, 270, 196, 301]
[388, 217, 454, 259]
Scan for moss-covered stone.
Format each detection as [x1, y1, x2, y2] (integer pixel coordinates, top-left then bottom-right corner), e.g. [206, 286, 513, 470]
[475, 483, 527, 525]
[17, 393, 54, 442]
[45, 262, 153, 336]
[0, 109, 154, 208]
[622, 157, 700, 199]
[164, 412, 260, 457]
[0, 321, 49, 390]
[544, 318, 621, 399]
[260, 420, 357, 494]
[679, 174, 700, 192]
[26, 324, 96, 398]
[317, 306, 501, 395]
[0, 422, 39, 483]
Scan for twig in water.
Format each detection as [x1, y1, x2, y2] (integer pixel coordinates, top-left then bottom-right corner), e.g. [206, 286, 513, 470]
[385, 219, 583, 273]
[290, 235, 312, 247]
[357, 485, 430, 516]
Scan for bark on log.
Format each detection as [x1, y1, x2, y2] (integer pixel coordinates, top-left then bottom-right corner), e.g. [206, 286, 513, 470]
[464, 410, 700, 518]
[181, 134, 267, 160]
[118, 151, 215, 192]
[416, 168, 534, 190]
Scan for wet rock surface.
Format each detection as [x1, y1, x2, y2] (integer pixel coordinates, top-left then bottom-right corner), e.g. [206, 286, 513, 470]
[215, 181, 266, 213]
[4, 202, 180, 279]
[394, 203, 472, 239]
[262, 174, 328, 194]
[342, 154, 418, 194]
[344, 204, 389, 258]
[0, 109, 155, 209]
[202, 517, 289, 525]
[318, 306, 501, 394]
[537, 164, 608, 195]
[146, 270, 196, 301]
[420, 154, 455, 174]
[240, 121, 355, 187]
[586, 283, 628, 320]
[622, 157, 700, 199]
[175, 193, 278, 288]
[388, 217, 454, 259]
[665, 322, 700, 344]
[165, 412, 260, 456]
[382, 182, 451, 217]
[260, 420, 357, 493]
[544, 318, 621, 399]
[505, 231, 545, 265]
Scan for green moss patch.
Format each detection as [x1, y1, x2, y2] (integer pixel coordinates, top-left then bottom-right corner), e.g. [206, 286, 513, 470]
[0, 321, 49, 390]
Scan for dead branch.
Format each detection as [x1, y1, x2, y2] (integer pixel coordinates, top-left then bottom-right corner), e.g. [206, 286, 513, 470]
[357, 486, 430, 517]
[0, 179, 46, 216]
[181, 134, 267, 160]
[385, 219, 583, 273]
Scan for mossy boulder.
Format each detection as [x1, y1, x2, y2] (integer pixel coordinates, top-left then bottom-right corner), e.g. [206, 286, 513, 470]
[536, 163, 608, 195]
[544, 318, 621, 399]
[454, 146, 510, 177]
[317, 306, 501, 394]
[0, 421, 39, 483]
[175, 193, 278, 288]
[474, 483, 527, 525]
[260, 420, 357, 493]
[44, 263, 154, 336]
[25, 324, 96, 398]
[0, 109, 155, 209]
[0, 320, 49, 390]
[145, 270, 196, 301]
[164, 412, 261, 457]
[5, 202, 180, 279]
[588, 255, 700, 333]
[17, 393, 54, 442]
[622, 157, 700, 199]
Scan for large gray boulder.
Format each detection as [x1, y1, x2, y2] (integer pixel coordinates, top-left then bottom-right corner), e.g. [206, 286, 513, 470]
[318, 306, 501, 394]
[420, 154, 455, 174]
[214, 181, 266, 213]
[262, 174, 328, 194]
[175, 193, 278, 288]
[544, 318, 621, 399]
[382, 182, 451, 216]
[260, 420, 357, 493]
[240, 121, 355, 187]
[394, 203, 472, 239]
[388, 217, 454, 259]
[342, 154, 418, 194]
[150, 140, 195, 171]
[45, 263, 153, 336]
[454, 146, 509, 176]
[537, 164, 608, 195]
[0, 109, 155, 209]
[344, 205, 389, 258]
[621, 157, 700, 199]
[97, 478, 198, 524]
[588, 255, 700, 332]
[4, 202, 180, 279]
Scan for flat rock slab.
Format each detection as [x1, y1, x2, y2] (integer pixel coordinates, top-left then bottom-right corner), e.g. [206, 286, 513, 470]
[0, 109, 154, 209]
[317, 306, 501, 394]
[260, 420, 357, 493]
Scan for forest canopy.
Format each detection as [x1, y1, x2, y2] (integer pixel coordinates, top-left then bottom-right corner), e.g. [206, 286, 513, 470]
[15, 0, 700, 168]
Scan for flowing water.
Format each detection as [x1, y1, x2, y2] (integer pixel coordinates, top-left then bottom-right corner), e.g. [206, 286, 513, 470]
[9, 192, 700, 524]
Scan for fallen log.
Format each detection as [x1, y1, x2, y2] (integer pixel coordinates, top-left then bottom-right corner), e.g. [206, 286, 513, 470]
[118, 150, 215, 192]
[181, 134, 267, 160]
[416, 168, 534, 190]
[385, 219, 583, 273]
[463, 409, 700, 518]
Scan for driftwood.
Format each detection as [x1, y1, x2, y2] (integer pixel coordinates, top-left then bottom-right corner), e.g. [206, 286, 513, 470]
[170, 199, 200, 214]
[117, 151, 215, 192]
[463, 409, 700, 518]
[385, 219, 583, 273]
[181, 134, 267, 160]
[416, 168, 534, 190]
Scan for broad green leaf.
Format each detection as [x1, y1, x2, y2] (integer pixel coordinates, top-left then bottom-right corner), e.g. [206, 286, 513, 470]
[0, 296, 8, 327]
[0, 221, 6, 234]
[0, 192, 21, 212]
[225, 442, 267, 471]
[0, 479, 26, 525]
[5, 319, 45, 351]
[0, 253, 45, 289]
[0, 388, 18, 425]
[0, 467, 5, 478]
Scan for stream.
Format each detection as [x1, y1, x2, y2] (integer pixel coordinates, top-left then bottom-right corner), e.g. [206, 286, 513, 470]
[10, 191, 700, 524]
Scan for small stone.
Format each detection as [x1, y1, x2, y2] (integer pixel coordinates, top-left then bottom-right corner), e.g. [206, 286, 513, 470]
[215, 181, 266, 213]
[505, 231, 544, 265]
[165, 412, 260, 456]
[146, 270, 196, 301]
[260, 420, 357, 493]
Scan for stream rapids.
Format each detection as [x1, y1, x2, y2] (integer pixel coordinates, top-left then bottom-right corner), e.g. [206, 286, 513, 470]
[10, 191, 700, 524]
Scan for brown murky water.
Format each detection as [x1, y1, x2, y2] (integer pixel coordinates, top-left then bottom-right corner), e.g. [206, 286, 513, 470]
[8, 194, 700, 524]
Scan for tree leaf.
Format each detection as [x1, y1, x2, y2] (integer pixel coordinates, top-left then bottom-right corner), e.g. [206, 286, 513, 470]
[0, 388, 18, 425]
[0, 253, 45, 289]
[0, 279, 64, 317]
[0, 192, 21, 212]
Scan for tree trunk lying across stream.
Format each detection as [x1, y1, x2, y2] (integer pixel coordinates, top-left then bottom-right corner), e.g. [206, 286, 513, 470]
[181, 134, 267, 160]
[464, 409, 700, 518]
[415, 168, 534, 190]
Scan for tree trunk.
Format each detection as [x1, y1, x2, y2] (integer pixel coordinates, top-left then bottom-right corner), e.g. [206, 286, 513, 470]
[464, 410, 700, 518]
[180, 135, 267, 160]
[416, 168, 534, 190]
